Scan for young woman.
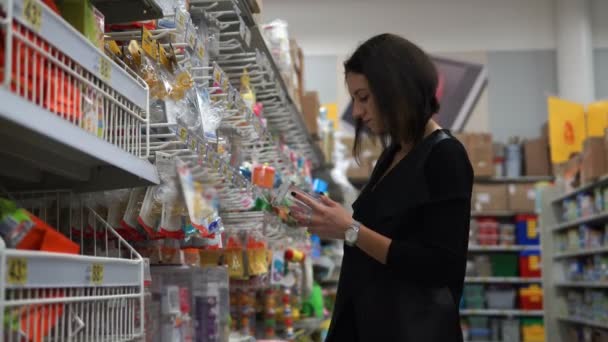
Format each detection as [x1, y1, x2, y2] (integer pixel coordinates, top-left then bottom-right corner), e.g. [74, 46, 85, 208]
[292, 34, 473, 341]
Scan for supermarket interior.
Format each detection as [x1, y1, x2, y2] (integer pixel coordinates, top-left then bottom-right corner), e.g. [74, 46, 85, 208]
[1, 0, 608, 341]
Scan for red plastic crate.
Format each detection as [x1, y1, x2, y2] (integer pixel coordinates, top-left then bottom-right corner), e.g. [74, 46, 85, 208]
[519, 251, 541, 277]
[519, 285, 543, 310]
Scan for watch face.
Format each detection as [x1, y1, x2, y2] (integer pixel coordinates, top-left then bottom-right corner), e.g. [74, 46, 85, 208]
[345, 229, 357, 243]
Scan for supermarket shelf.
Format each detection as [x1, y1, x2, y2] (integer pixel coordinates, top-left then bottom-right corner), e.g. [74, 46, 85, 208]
[474, 176, 554, 184]
[468, 245, 540, 252]
[1, 248, 142, 288]
[555, 281, 608, 288]
[558, 316, 608, 330]
[460, 309, 544, 316]
[0, 88, 159, 191]
[10, 0, 148, 107]
[471, 210, 535, 217]
[553, 246, 608, 259]
[189, 0, 323, 166]
[552, 175, 608, 204]
[551, 211, 608, 232]
[465, 277, 542, 283]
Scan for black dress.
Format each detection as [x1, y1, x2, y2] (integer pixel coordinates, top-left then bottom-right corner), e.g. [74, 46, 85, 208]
[326, 130, 473, 342]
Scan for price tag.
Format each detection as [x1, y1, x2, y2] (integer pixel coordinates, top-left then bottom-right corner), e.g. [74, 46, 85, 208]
[91, 263, 104, 285]
[141, 27, 158, 59]
[527, 219, 537, 239]
[7, 257, 27, 285]
[178, 127, 188, 142]
[99, 57, 111, 82]
[213, 64, 222, 85]
[190, 137, 197, 151]
[529, 255, 540, 271]
[23, 0, 42, 32]
[255, 49, 264, 71]
[239, 18, 246, 41]
[175, 10, 187, 31]
[221, 77, 229, 92]
[196, 41, 205, 60]
[186, 24, 197, 50]
[244, 26, 251, 47]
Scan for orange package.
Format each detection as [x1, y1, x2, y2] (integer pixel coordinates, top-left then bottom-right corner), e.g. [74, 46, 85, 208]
[16, 211, 79, 254]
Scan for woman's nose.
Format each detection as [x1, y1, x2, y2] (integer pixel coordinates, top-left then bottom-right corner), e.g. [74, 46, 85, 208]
[352, 101, 364, 118]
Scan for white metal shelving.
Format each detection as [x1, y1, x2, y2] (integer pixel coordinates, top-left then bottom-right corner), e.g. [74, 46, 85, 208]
[468, 245, 540, 252]
[553, 246, 608, 259]
[555, 281, 608, 288]
[0, 88, 159, 191]
[557, 316, 608, 330]
[551, 211, 608, 232]
[460, 309, 544, 317]
[541, 179, 608, 342]
[465, 277, 542, 284]
[0, 0, 159, 191]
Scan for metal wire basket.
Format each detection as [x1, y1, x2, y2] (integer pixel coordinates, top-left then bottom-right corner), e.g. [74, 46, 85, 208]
[0, 0, 150, 158]
[0, 191, 145, 341]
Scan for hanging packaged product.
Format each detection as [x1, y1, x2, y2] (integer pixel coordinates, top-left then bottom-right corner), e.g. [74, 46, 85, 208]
[252, 164, 275, 189]
[105, 189, 130, 231]
[176, 159, 212, 236]
[224, 231, 245, 279]
[120, 187, 147, 241]
[138, 186, 164, 238]
[207, 18, 221, 58]
[245, 231, 269, 276]
[240, 68, 256, 111]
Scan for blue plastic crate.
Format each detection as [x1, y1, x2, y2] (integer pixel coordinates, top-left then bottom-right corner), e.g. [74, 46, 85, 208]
[515, 215, 540, 245]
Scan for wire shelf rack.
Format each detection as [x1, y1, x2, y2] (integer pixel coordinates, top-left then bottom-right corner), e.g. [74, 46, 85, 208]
[0, 191, 145, 341]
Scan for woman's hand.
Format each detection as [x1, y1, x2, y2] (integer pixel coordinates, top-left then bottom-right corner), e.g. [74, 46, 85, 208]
[290, 192, 353, 240]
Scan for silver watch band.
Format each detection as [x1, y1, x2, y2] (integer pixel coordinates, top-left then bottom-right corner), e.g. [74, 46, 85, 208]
[345, 220, 361, 246]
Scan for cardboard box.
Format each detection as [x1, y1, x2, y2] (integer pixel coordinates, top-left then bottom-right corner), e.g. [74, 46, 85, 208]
[340, 135, 383, 160]
[300, 91, 320, 136]
[457, 133, 494, 177]
[581, 137, 607, 184]
[346, 160, 372, 180]
[472, 184, 508, 212]
[524, 137, 551, 176]
[508, 183, 537, 212]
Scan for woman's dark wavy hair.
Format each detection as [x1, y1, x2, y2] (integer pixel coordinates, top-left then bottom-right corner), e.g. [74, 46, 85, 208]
[345, 33, 440, 159]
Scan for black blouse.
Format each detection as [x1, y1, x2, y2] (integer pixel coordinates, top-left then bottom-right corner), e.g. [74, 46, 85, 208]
[326, 130, 473, 342]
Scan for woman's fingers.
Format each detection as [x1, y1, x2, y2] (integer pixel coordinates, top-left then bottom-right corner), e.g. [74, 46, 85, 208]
[319, 195, 335, 207]
[292, 191, 325, 212]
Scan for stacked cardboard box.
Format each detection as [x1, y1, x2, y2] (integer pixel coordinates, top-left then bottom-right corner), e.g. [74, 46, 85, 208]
[472, 184, 508, 212]
[524, 137, 551, 176]
[300, 91, 319, 137]
[456, 133, 494, 177]
[341, 135, 383, 180]
[581, 137, 608, 184]
[508, 183, 536, 212]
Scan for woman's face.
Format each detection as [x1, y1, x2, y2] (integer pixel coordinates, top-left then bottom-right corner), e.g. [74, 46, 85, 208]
[346, 72, 383, 134]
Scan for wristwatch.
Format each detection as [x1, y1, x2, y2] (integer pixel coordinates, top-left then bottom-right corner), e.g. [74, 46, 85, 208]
[344, 220, 361, 246]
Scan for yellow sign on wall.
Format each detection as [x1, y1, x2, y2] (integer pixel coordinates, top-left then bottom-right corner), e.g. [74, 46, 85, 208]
[587, 101, 608, 137]
[548, 96, 586, 163]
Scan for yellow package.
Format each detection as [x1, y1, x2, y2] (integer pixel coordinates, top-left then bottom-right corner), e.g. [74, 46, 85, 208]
[548, 96, 586, 163]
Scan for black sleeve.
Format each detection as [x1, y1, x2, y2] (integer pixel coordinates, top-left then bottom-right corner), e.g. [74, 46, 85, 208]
[385, 139, 473, 286]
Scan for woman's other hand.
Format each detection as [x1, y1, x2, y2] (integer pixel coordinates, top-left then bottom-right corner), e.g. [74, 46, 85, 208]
[290, 193, 352, 240]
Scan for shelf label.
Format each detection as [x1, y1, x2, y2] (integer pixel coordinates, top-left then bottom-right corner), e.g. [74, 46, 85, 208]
[23, 0, 42, 32]
[99, 57, 112, 82]
[178, 127, 188, 142]
[91, 263, 104, 285]
[7, 257, 27, 285]
[196, 41, 205, 60]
